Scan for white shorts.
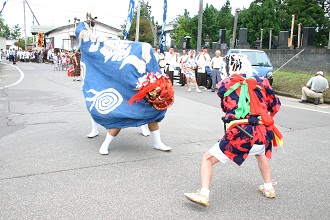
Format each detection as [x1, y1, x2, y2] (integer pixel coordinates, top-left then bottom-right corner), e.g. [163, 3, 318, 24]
[209, 142, 266, 164]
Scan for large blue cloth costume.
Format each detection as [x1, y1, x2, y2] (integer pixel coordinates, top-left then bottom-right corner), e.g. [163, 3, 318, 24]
[75, 22, 168, 129]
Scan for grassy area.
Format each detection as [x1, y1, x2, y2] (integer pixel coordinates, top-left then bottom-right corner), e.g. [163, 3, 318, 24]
[272, 71, 330, 103]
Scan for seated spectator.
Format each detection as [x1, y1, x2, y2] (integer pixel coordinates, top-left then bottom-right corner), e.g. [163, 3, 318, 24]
[299, 71, 329, 105]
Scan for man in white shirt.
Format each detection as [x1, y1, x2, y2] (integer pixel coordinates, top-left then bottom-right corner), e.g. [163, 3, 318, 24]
[210, 50, 225, 92]
[196, 46, 211, 89]
[299, 71, 329, 105]
[164, 47, 179, 84]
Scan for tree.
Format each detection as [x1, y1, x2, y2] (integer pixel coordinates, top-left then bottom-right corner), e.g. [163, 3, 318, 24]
[215, 0, 234, 45]
[121, 1, 155, 45]
[0, 15, 10, 38]
[170, 9, 193, 48]
[10, 24, 22, 40]
[239, 0, 280, 48]
[201, 4, 219, 46]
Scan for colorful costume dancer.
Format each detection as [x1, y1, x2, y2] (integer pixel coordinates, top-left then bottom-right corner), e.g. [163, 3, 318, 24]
[184, 53, 283, 207]
[75, 22, 174, 154]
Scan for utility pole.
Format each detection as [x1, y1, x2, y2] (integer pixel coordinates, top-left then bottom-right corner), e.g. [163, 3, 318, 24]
[197, 0, 203, 52]
[23, 0, 27, 50]
[135, 1, 140, 42]
[231, 9, 240, 49]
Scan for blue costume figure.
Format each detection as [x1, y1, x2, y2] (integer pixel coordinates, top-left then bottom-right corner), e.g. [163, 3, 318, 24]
[75, 22, 174, 154]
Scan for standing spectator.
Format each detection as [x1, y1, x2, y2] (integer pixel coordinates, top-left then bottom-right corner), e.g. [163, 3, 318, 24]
[0, 49, 3, 62]
[299, 71, 329, 105]
[8, 49, 13, 62]
[72, 49, 81, 81]
[196, 46, 211, 90]
[53, 53, 59, 71]
[61, 55, 67, 71]
[185, 50, 201, 93]
[210, 50, 225, 92]
[12, 49, 17, 64]
[164, 47, 179, 84]
[179, 49, 189, 86]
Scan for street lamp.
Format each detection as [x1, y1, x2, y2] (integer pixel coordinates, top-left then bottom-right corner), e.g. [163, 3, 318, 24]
[260, 28, 263, 49]
[231, 8, 240, 49]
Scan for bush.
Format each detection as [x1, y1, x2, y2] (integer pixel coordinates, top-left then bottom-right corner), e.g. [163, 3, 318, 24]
[272, 71, 330, 103]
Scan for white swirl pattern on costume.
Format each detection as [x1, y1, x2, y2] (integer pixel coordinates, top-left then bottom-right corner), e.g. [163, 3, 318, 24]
[85, 88, 123, 115]
[82, 28, 151, 74]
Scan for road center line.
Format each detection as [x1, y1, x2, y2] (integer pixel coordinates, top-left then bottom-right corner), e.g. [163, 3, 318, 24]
[281, 103, 330, 114]
[0, 63, 25, 89]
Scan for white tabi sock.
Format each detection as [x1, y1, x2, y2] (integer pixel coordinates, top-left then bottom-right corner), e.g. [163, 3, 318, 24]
[263, 182, 273, 190]
[151, 130, 164, 147]
[87, 118, 99, 138]
[200, 188, 210, 197]
[150, 130, 172, 151]
[99, 133, 115, 155]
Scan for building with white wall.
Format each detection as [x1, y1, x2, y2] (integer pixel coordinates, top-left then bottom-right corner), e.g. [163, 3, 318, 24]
[30, 21, 123, 51]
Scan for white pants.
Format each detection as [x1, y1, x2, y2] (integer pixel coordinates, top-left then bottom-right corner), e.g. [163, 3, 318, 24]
[302, 86, 323, 103]
[209, 142, 266, 164]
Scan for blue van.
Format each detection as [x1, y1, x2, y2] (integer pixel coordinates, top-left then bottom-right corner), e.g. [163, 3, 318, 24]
[226, 49, 274, 85]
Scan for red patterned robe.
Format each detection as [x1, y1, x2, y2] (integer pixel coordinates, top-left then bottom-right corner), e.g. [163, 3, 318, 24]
[217, 74, 281, 166]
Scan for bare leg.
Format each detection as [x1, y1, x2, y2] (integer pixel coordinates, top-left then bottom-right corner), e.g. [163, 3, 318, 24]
[184, 151, 218, 207]
[186, 77, 191, 91]
[201, 152, 220, 189]
[193, 78, 202, 93]
[255, 154, 276, 198]
[148, 121, 172, 151]
[99, 128, 121, 155]
[255, 155, 271, 183]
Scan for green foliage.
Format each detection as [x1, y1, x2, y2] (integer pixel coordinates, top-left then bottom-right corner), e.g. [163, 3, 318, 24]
[119, 0, 329, 49]
[10, 24, 21, 40]
[0, 15, 10, 38]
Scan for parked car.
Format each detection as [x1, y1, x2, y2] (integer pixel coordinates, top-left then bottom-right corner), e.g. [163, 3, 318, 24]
[226, 49, 274, 85]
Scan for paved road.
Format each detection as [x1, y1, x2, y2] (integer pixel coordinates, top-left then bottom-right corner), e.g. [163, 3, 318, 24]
[1, 61, 329, 220]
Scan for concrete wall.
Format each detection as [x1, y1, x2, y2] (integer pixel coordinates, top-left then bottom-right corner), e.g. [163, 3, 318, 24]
[206, 48, 330, 75]
[264, 49, 330, 75]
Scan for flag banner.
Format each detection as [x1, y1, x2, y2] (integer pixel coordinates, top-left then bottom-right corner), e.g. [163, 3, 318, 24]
[124, 0, 136, 40]
[75, 22, 174, 129]
[0, 0, 8, 14]
[160, 0, 167, 53]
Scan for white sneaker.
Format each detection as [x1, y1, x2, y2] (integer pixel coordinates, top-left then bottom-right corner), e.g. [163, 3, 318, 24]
[187, 88, 191, 92]
[139, 125, 150, 137]
[153, 143, 172, 151]
[184, 192, 209, 207]
[196, 89, 202, 93]
[87, 130, 99, 138]
[258, 185, 276, 198]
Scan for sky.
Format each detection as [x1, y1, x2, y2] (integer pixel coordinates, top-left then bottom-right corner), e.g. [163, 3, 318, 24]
[1, 0, 253, 36]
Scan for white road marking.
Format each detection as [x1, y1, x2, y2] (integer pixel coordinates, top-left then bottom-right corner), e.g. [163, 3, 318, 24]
[282, 103, 330, 114]
[0, 63, 24, 89]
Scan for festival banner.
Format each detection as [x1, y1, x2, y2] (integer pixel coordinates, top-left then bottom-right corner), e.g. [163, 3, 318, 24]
[160, 0, 167, 53]
[0, 0, 8, 14]
[124, 0, 136, 40]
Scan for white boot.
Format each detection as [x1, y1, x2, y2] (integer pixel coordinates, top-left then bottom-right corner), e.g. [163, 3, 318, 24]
[139, 124, 150, 136]
[99, 133, 115, 155]
[151, 130, 172, 151]
[87, 118, 99, 138]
